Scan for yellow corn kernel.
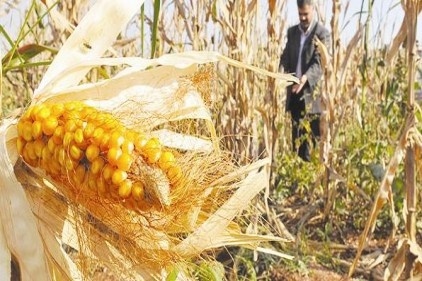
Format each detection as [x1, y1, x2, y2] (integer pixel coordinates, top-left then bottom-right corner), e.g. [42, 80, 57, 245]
[35, 106, 51, 121]
[107, 147, 122, 166]
[143, 138, 161, 159]
[87, 112, 98, 123]
[69, 144, 83, 161]
[131, 182, 145, 201]
[86, 144, 100, 162]
[134, 133, 148, 150]
[63, 110, 80, 121]
[97, 177, 107, 194]
[81, 106, 95, 118]
[31, 120, 43, 139]
[17, 120, 25, 136]
[41, 159, 50, 173]
[143, 138, 161, 163]
[124, 130, 136, 142]
[122, 140, 134, 154]
[64, 158, 77, 171]
[42, 116, 58, 136]
[116, 153, 132, 171]
[167, 165, 182, 183]
[99, 132, 111, 151]
[58, 147, 66, 166]
[102, 164, 114, 182]
[83, 123, 95, 139]
[63, 132, 74, 148]
[118, 179, 132, 198]
[112, 169, 127, 185]
[25, 142, 37, 161]
[64, 119, 78, 132]
[41, 146, 52, 161]
[146, 148, 161, 164]
[49, 161, 61, 175]
[74, 128, 84, 144]
[22, 148, 30, 163]
[51, 103, 65, 117]
[92, 127, 104, 144]
[91, 157, 105, 175]
[52, 126, 65, 144]
[92, 113, 108, 126]
[73, 165, 86, 185]
[86, 175, 97, 191]
[17, 137, 26, 155]
[146, 137, 160, 147]
[158, 151, 176, 171]
[30, 104, 43, 121]
[33, 139, 45, 158]
[109, 131, 125, 148]
[47, 137, 56, 153]
[64, 101, 79, 111]
[22, 121, 33, 142]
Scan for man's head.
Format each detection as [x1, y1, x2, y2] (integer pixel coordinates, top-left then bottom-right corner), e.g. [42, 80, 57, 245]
[297, 0, 314, 31]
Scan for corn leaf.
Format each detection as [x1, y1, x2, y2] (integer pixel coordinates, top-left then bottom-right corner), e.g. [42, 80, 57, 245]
[35, 51, 297, 103]
[0, 120, 50, 280]
[152, 129, 213, 152]
[35, 0, 145, 96]
[175, 159, 270, 257]
[0, 218, 11, 280]
[384, 239, 422, 281]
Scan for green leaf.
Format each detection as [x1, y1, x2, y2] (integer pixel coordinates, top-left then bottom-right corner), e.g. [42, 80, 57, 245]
[151, 0, 161, 58]
[2, 44, 57, 71]
[197, 261, 225, 281]
[211, 0, 218, 22]
[166, 267, 179, 281]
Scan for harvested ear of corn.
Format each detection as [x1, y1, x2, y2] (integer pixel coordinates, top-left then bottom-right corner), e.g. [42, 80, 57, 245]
[17, 101, 180, 208]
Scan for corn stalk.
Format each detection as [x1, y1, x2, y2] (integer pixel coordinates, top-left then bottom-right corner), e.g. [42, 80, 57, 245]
[403, 0, 419, 278]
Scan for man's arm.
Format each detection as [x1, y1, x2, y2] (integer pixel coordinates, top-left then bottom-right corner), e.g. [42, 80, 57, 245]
[304, 26, 330, 92]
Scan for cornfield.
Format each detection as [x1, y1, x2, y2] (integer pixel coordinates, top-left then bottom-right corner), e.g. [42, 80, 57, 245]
[0, 0, 422, 280]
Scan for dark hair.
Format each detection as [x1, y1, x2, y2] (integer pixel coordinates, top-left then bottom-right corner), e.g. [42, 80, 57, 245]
[297, 0, 313, 7]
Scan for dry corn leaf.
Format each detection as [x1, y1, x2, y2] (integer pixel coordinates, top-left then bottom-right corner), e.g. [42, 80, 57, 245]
[253, 247, 294, 261]
[36, 0, 145, 95]
[16, 172, 82, 281]
[22, 170, 147, 280]
[208, 232, 288, 248]
[175, 162, 270, 257]
[0, 120, 51, 281]
[0, 217, 11, 279]
[386, 3, 422, 64]
[152, 129, 213, 152]
[339, 25, 363, 88]
[384, 239, 422, 281]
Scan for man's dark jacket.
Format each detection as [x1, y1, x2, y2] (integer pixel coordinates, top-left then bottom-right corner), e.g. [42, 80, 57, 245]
[279, 22, 330, 113]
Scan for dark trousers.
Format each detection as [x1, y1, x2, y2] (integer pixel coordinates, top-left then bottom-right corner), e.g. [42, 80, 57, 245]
[289, 93, 320, 162]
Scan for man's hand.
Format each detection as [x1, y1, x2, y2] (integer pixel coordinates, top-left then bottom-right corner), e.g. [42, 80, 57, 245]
[292, 74, 307, 94]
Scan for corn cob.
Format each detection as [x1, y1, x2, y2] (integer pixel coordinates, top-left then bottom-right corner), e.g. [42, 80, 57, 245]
[17, 101, 182, 205]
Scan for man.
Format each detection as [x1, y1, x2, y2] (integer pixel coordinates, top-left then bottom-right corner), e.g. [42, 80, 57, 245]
[280, 0, 330, 161]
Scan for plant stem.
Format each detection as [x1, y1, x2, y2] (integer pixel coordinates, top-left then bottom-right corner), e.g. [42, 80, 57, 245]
[404, 0, 419, 278]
